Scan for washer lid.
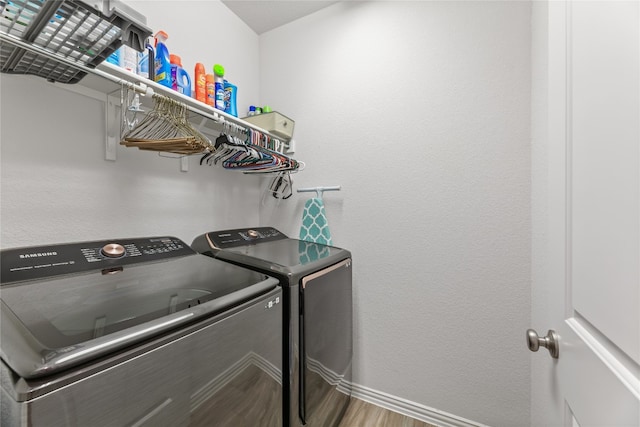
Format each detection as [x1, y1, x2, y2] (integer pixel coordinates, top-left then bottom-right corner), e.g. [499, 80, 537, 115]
[192, 227, 351, 277]
[1, 247, 277, 379]
[224, 238, 346, 268]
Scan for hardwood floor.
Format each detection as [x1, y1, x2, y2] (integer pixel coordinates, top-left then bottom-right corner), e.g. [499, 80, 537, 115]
[190, 359, 433, 427]
[338, 398, 437, 427]
[191, 364, 282, 426]
[303, 369, 350, 427]
[303, 368, 433, 427]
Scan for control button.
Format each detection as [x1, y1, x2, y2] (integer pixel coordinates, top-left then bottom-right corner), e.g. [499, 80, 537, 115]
[247, 229, 259, 238]
[101, 244, 125, 258]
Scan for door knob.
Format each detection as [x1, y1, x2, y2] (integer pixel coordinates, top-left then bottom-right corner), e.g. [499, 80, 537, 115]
[526, 329, 559, 359]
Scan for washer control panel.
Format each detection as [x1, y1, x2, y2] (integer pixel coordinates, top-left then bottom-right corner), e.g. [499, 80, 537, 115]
[1, 237, 194, 284]
[205, 227, 286, 249]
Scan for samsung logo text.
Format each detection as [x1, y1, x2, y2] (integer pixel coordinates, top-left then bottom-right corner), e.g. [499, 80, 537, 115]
[20, 252, 58, 259]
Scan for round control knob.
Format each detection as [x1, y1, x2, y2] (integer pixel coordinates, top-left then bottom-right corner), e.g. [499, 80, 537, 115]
[101, 243, 125, 258]
[247, 229, 259, 238]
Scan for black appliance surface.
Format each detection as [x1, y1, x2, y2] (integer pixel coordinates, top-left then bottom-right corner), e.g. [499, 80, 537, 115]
[192, 226, 346, 272]
[192, 227, 353, 427]
[1, 236, 278, 379]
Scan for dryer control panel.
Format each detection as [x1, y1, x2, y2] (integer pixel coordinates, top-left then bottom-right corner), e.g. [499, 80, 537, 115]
[202, 227, 287, 250]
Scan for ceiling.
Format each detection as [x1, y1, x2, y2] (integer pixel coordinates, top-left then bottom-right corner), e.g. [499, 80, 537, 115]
[221, 1, 339, 34]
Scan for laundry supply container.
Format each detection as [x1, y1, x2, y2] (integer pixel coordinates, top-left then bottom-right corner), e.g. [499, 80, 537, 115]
[243, 112, 295, 141]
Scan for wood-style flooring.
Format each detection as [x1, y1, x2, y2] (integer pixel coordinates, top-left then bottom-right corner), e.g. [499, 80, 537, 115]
[338, 398, 437, 427]
[192, 360, 434, 427]
[191, 364, 282, 426]
[303, 367, 434, 427]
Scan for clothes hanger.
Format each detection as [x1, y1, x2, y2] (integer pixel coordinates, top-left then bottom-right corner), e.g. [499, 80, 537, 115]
[260, 171, 293, 208]
[270, 172, 293, 199]
[121, 95, 211, 154]
[199, 129, 300, 173]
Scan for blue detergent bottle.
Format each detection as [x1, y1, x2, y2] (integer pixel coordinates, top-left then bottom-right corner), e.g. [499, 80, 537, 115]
[223, 79, 237, 117]
[170, 54, 192, 96]
[106, 46, 120, 66]
[213, 64, 225, 111]
[154, 31, 171, 88]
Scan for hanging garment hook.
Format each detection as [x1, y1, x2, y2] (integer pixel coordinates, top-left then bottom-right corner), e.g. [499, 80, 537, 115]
[265, 171, 293, 200]
[297, 186, 341, 199]
[120, 83, 142, 135]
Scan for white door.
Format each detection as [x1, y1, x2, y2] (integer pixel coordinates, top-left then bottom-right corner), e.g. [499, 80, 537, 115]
[531, 1, 640, 426]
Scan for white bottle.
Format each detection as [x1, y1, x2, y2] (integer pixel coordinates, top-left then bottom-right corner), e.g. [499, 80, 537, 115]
[120, 45, 138, 74]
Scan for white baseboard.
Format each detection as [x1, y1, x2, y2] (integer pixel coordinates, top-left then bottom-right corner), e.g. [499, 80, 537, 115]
[350, 383, 491, 427]
[306, 357, 344, 385]
[193, 354, 487, 427]
[190, 352, 282, 412]
[305, 357, 488, 427]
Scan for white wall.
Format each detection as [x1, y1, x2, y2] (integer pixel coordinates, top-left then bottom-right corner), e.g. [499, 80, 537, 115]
[258, 2, 532, 426]
[0, 0, 261, 248]
[1, 1, 534, 425]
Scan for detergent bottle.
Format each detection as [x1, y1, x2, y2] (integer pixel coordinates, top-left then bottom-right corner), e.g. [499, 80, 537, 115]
[106, 47, 120, 66]
[194, 63, 206, 103]
[154, 31, 171, 88]
[105, 46, 135, 73]
[169, 54, 191, 96]
[120, 46, 137, 73]
[223, 80, 237, 117]
[213, 64, 225, 111]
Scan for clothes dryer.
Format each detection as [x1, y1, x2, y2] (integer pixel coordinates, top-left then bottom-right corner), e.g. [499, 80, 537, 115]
[192, 227, 352, 427]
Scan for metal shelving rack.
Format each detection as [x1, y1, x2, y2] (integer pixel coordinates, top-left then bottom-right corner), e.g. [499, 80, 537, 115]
[0, 0, 296, 170]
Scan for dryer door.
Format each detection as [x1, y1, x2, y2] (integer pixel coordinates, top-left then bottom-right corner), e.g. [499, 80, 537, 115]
[299, 258, 352, 426]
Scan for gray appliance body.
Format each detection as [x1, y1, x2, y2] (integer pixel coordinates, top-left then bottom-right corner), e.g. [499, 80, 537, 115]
[191, 227, 353, 427]
[1, 237, 282, 427]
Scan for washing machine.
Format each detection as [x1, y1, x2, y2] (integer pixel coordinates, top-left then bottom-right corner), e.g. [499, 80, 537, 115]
[1, 236, 282, 427]
[192, 227, 352, 427]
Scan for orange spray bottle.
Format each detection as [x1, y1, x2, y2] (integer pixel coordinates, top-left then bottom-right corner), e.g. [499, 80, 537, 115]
[195, 63, 206, 103]
[205, 74, 215, 107]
